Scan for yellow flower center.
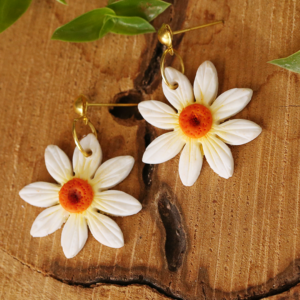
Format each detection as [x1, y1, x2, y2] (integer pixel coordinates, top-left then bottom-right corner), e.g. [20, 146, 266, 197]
[179, 104, 213, 138]
[59, 178, 94, 213]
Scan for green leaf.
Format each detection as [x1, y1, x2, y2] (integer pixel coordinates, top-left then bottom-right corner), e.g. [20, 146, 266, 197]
[107, 0, 170, 22]
[268, 50, 300, 74]
[51, 8, 116, 42]
[99, 14, 116, 38]
[56, 0, 68, 5]
[106, 15, 155, 35]
[0, 0, 32, 33]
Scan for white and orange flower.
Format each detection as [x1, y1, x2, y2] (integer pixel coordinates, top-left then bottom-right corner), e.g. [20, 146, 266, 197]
[19, 134, 142, 258]
[138, 61, 262, 186]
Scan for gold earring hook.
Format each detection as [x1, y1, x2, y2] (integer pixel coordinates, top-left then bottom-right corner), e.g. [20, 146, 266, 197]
[158, 20, 223, 90]
[73, 95, 138, 157]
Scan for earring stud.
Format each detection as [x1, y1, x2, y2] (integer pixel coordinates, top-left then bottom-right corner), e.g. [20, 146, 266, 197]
[73, 95, 138, 157]
[157, 21, 223, 90]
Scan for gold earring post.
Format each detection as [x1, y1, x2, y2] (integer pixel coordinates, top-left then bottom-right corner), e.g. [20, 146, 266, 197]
[87, 103, 138, 107]
[73, 95, 138, 157]
[74, 95, 138, 117]
[173, 21, 223, 35]
[158, 21, 223, 90]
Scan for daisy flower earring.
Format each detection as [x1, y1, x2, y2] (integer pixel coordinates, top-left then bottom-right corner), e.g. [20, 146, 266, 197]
[138, 24, 262, 186]
[19, 95, 142, 259]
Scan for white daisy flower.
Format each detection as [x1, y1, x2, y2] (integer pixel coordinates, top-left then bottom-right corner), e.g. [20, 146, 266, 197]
[19, 134, 142, 259]
[138, 61, 262, 186]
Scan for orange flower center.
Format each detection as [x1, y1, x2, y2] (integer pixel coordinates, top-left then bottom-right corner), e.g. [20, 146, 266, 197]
[59, 178, 94, 213]
[179, 104, 213, 138]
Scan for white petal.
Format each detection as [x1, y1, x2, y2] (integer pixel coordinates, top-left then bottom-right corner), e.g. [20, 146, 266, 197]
[138, 100, 178, 129]
[61, 213, 88, 259]
[194, 61, 218, 106]
[210, 88, 253, 123]
[142, 131, 185, 164]
[86, 209, 124, 248]
[93, 191, 142, 216]
[214, 119, 262, 145]
[92, 156, 134, 190]
[202, 135, 234, 179]
[45, 146, 73, 184]
[30, 205, 69, 237]
[19, 182, 60, 207]
[179, 140, 203, 186]
[72, 134, 102, 180]
[162, 67, 194, 111]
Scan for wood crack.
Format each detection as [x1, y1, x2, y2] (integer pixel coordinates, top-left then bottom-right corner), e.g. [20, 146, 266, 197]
[2, 246, 300, 300]
[0, 248, 300, 300]
[246, 278, 300, 300]
[158, 184, 187, 272]
[0, 248, 182, 300]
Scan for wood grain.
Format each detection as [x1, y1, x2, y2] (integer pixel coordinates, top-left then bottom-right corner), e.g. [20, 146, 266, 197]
[1, 0, 300, 299]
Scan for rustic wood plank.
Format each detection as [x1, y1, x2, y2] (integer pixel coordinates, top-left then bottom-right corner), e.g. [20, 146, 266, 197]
[1, 0, 300, 299]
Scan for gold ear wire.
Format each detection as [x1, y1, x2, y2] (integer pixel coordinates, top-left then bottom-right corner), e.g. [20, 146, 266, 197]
[157, 21, 223, 90]
[73, 95, 138, 157]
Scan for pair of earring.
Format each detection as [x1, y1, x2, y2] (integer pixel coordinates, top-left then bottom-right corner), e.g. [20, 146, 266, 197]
[19, 21, 262, 259]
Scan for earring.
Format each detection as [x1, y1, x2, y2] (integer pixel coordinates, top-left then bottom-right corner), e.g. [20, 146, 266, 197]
[138, 22, 262, 187]
[19, 95, 142, 259]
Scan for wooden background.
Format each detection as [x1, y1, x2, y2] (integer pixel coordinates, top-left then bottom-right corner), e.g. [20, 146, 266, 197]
[1, 0, 300, 299]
